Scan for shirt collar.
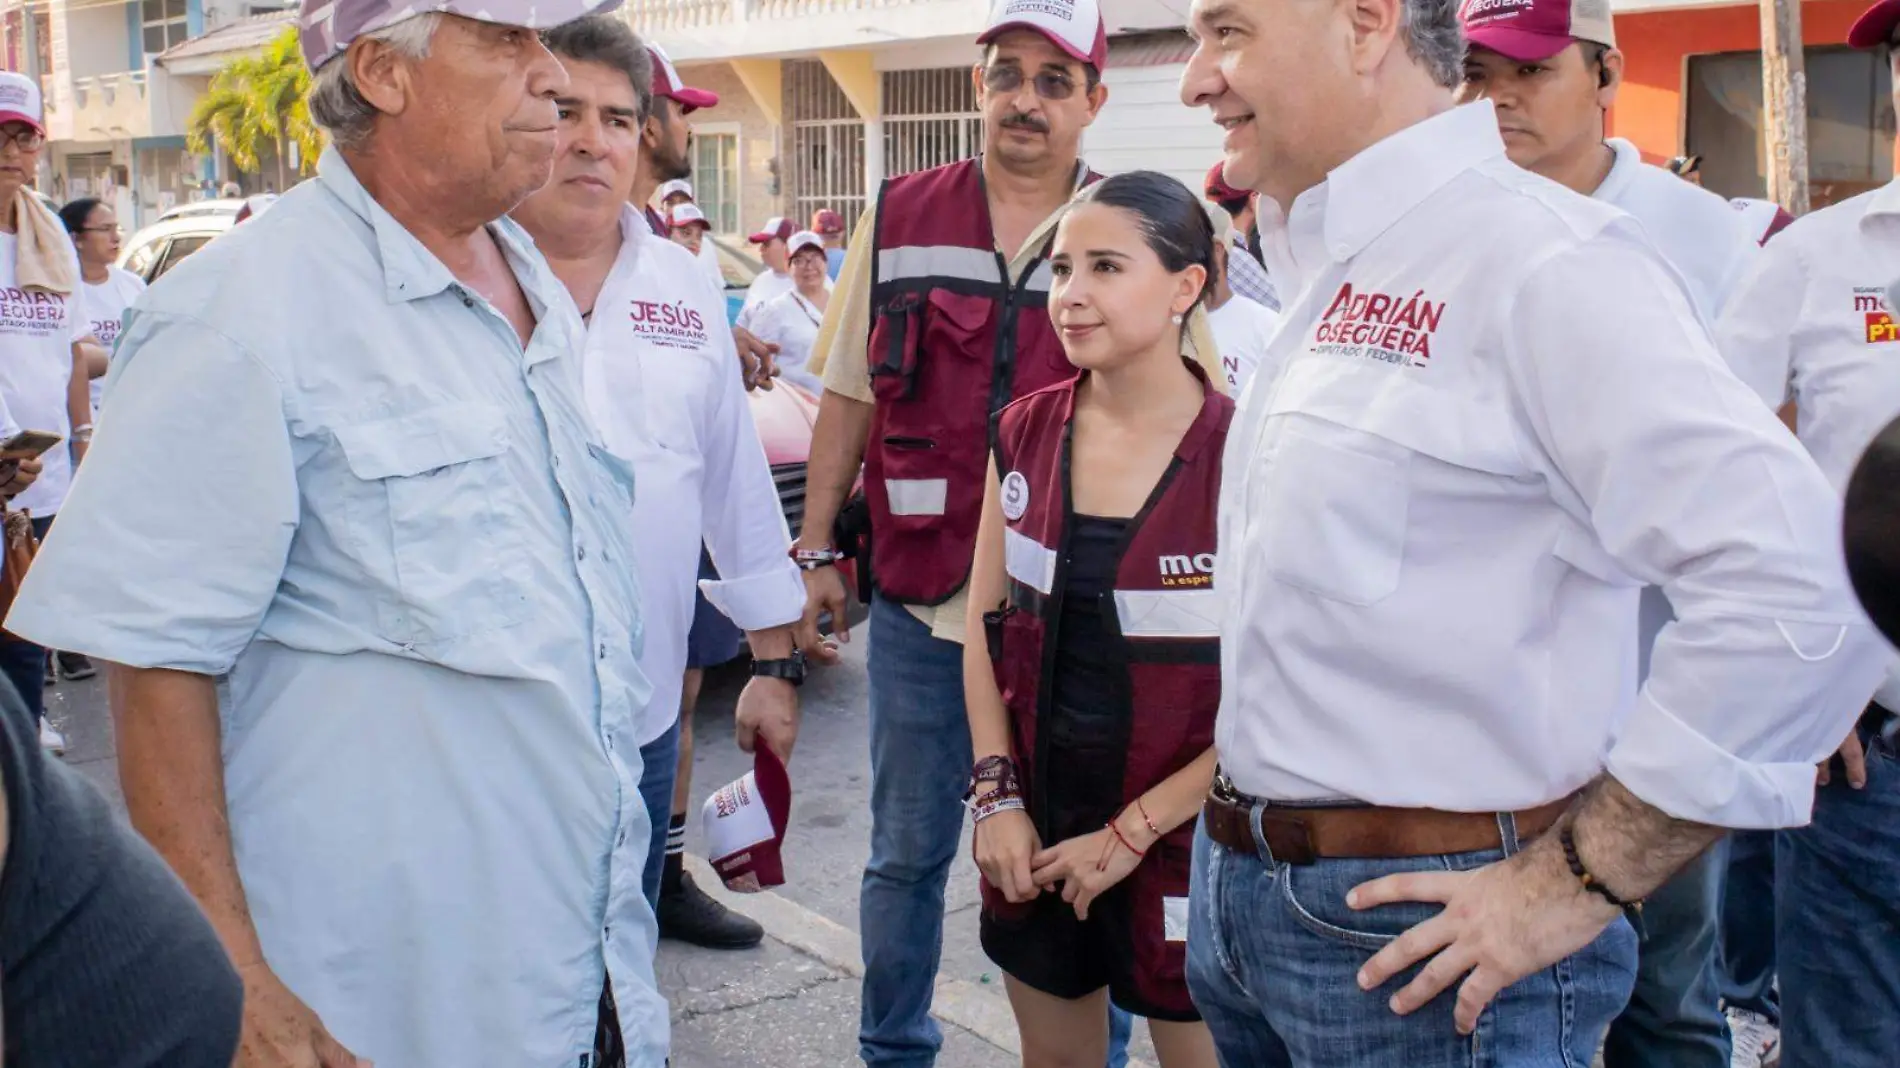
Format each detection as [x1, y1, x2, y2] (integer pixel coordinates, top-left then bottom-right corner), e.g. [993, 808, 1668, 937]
[1269, 102, 1507, 272]
[1864, 176, 1900, 225]
[314, 146, 567, 313]
[1590, 138, 1644, 205]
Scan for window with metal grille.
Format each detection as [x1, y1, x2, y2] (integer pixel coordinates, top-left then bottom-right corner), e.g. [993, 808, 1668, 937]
[692, 130, 741, 233]
[882, 68, 982, 182]
[785, 59, 866, 235]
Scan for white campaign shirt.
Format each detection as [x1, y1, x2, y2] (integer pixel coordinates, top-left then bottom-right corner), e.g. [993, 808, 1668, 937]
[584, 208, 806, 745]
[746, 288, 828, 394]
[1590, 138, 1760, 680]
[1219, 101, 1888, 828]
[1717, 179, 1900, 708]
[1207, 295, 1281, 398]
[1592, 139, 1757, 321]
[0, 232, 81, 515]
[740, 269, 795, 322]
[79, 265, 146, 413]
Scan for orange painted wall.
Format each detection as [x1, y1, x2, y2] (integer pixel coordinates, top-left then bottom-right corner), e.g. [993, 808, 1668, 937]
[1610, 0, 1869, 162]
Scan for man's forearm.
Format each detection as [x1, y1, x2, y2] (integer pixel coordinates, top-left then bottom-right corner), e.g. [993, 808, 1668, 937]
[79, 339, 110, 378]
[745, 624, 796, 659]
[795, 390, 873, 551]
[109, 664, 268, 967]
[1562, 776, 1727, 902]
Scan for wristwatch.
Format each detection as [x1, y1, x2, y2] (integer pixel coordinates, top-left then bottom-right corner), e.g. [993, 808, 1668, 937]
[750, 650, 808, 687]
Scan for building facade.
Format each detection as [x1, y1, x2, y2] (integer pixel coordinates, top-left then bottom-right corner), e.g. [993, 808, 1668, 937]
[1609, 0, 1892, 208]
[3, 0, 294, 229]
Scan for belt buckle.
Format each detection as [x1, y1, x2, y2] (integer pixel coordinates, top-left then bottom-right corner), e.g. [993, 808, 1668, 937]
[1211, 770, 1243, 805]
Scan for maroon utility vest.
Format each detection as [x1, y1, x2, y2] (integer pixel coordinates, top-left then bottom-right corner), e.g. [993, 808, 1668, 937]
[984, 369, 1232, 1015]
[864, 157, 1101, 605]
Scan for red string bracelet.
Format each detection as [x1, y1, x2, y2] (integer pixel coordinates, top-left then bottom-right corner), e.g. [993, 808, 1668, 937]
[1134, 797, 1161, 838]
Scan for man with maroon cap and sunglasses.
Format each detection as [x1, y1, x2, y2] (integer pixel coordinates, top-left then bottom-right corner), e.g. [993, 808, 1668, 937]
[1453, 3, 1762, 1066]
[1714, 5, 1900, 1066]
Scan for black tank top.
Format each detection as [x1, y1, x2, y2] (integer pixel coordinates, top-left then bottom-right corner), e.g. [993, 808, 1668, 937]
[0, 683, 243, 1066]
[1043, 514, 1133, 839]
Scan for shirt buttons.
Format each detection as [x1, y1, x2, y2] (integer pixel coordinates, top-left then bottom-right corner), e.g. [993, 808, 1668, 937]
[578, 546, 588, 561]
[599, 643, 608, 660]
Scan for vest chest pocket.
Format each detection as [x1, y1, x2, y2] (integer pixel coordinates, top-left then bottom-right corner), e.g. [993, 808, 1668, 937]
[333, 402, 529, 645]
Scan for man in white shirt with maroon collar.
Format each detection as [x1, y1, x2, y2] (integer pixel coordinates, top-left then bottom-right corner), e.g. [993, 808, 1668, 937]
[1175, 0, 1889, 1064]
[1451, 3, 1761, 1064]
[509, 14, 816, 954]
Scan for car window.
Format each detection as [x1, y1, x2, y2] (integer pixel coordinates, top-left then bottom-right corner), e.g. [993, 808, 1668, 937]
[123, 237, 166, 281]
[152, 234, 214, 280]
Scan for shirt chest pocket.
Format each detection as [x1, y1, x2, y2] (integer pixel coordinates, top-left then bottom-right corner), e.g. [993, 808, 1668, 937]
[333, 402, 530, 645]
[1249, 359, 1528, 606]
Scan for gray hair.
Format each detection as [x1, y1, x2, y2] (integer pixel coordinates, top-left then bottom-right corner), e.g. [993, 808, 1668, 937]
[1402, 0, 1465, 90]
[541, 15, 654, 124]
[307, 12, 443, 148]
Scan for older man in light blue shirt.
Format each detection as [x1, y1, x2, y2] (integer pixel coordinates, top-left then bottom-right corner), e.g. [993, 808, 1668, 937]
[6, 3, 668, 1066]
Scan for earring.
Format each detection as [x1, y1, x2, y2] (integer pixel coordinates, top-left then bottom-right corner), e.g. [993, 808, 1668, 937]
[1171, 312, 1184, 324]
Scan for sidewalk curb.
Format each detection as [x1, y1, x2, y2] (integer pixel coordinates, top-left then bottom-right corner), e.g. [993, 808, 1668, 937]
[686, 855, 1156, 1068]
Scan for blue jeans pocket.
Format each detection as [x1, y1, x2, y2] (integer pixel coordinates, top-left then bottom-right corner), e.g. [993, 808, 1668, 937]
[1279, 848, 1507, 950]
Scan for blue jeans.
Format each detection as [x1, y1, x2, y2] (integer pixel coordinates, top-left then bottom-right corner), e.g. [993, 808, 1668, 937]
[1718, 830, 1778, 1022]
[1187, 815, 1638, 1067]
[1774, 713, 1900, 1068]
[857, 596, 1132, 1066]
[858, 595, 974, 1067]
[638, 716, 682, 910]
[1601, 848, 1730, 1067]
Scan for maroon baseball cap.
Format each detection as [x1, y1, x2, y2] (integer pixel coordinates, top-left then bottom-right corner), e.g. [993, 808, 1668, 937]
[976, 0, 1109, 72]
[648, 43, 718, 114]
[1458, 0, 1616, 63]
[703, 745, 792, 892]
[1849, 0, 1900, 48]
[810, 208, 845, 235]
[1204, 161, 1249, 203]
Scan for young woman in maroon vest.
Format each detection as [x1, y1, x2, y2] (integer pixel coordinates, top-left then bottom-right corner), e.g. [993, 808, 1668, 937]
[963, 171, 1234, 1067]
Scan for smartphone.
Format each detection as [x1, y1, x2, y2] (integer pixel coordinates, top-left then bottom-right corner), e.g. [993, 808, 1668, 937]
[0, 430, 63, 460]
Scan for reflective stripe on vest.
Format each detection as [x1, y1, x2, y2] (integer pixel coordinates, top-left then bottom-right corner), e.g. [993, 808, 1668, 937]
[876, 245, 1055, 294]
[1113, 588, 1223, 640]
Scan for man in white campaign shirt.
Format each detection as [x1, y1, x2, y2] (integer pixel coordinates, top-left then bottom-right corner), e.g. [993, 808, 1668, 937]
[509, 15, 815, 952]
[1175, 0, 1889, 1064]
[1452, 2, 1762, 1063]
[1714, 7, 1900, 1065]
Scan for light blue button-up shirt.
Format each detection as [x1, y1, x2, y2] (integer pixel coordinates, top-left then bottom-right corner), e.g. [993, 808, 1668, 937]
[9, 149, 665, 1068]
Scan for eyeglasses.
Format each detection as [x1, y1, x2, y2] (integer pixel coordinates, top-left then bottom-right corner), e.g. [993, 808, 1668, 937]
[981, 64, 1079, 101]
[78, 225, 123, 236]
[0, 127, 44, 151]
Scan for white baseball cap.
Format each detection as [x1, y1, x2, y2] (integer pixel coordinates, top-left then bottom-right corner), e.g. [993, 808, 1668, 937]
[668, 202, 711, 230]
[749, 216, 794, 244]
[976, 0, 1109, 71]
[0, 72, 44, 134]
[657, 178, 694, 203]
[702, 746, 792, 892]
[787, 230, 826, 258]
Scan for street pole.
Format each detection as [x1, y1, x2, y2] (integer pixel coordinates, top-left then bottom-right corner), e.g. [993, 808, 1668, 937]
[1761, 0, 1811, 215]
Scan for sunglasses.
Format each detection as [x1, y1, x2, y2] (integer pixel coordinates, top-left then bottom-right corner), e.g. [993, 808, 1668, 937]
[982, 64, 1080, 101]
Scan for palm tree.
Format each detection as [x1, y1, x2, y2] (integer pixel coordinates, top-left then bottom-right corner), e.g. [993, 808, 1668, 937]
[187, 27, 323, 191]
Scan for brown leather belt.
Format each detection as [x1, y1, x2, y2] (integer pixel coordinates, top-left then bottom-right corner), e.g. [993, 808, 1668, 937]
[1202, 777, 1574, 865]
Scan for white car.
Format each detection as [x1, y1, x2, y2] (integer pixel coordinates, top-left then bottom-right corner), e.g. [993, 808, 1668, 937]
[117, 195, 278, 284]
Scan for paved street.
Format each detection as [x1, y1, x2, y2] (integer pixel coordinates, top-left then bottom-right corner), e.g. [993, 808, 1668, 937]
[44, 636, 1161, 1068]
